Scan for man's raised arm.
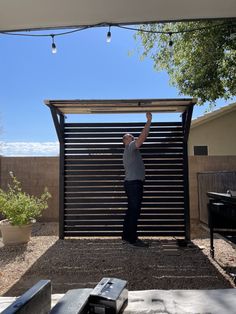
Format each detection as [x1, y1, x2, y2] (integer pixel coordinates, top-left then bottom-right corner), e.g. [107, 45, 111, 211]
[135, 112, 152, 148]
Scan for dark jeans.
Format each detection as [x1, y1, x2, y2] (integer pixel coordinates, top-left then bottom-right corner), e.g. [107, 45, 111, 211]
[122, 180, 144, 243]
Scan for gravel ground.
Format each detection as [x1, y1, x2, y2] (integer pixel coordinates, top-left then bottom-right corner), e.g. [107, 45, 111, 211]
[0, 222, 236, 296]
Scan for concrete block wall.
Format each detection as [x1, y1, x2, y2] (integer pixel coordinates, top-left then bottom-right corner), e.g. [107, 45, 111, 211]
[1, 156, 236, 227]
[0, 157, 59, 221]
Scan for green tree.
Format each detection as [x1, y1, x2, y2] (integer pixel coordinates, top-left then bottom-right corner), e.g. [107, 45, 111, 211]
[135, 20, 236, 105]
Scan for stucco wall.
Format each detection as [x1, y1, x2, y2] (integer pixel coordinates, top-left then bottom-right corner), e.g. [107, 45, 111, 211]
[0, 157, 59, 221]
[1, 156, 236, 230]
[188, 109, 236, 155]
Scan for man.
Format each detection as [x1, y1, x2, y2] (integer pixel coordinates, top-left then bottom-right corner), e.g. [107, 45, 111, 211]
[122, 112, 152, 247]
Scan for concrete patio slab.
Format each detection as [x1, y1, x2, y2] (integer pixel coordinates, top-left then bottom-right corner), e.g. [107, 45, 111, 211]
[1, 289, 236, 313]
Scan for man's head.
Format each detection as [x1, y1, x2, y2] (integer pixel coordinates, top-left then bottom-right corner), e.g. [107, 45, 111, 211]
[123, 133, 134, 146]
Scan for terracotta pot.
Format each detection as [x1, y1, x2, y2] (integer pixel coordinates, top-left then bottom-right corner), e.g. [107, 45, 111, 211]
[0, 219, 35, 245]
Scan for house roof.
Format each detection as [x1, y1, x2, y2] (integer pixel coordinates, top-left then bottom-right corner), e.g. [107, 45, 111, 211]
[44, 98, 197, 115]
[191, 102, 236, 128]
[0, 0, 235, 32]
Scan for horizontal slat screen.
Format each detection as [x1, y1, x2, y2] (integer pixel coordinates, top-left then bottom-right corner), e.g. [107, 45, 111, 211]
[63, 122, 186, 237]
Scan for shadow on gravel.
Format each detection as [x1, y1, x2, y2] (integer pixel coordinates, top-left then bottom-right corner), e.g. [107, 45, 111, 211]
[3, 238, 233, 296]
[0, 244, 28, 267]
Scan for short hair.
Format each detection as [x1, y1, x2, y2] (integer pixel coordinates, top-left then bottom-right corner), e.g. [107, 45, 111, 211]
[123, 133, 134, 144]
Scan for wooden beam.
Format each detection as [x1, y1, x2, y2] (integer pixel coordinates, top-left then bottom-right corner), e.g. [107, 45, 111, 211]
[49, 106, 64, 143]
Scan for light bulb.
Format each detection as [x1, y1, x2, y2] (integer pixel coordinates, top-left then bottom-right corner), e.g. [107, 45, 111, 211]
[52, 43, 57, 54]
[169, 40, 174, 57]
[51, 35, 57, 54]
[168, 33, 174, 58]
[106, 26, 111, 43]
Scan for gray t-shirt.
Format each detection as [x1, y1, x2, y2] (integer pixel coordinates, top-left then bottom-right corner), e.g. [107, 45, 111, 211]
[123, 141, 145, 181]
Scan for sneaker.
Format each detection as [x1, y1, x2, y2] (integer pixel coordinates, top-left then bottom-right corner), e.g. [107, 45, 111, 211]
[131, 239, 149, 248]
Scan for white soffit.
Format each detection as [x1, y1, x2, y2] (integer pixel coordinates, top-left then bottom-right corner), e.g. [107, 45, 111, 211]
[0, 0, 236, 32]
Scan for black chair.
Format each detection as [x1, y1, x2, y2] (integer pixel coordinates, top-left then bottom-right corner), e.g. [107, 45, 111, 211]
[2, 280, 51, 314]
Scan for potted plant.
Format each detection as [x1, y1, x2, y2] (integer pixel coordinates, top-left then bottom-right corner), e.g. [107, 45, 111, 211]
[0, 171, 51, 245]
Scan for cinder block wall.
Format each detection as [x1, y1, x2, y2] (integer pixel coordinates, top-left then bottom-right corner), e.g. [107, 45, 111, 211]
[0, 157, 59, 221]
[1, 156, 236, 226]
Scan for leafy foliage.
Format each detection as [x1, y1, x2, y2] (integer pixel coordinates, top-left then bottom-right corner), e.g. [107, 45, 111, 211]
[0, 172, 51, 225]
[135, 20, 236, 104]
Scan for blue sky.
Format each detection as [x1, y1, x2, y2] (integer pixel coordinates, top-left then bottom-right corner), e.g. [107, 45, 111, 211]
[0, 26, 234, 156]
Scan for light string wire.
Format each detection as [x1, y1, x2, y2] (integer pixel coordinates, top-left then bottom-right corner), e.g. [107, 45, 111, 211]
[0, 25, 93, 37]
[0, 21, 235, 38]
[117, 21, 236, 34]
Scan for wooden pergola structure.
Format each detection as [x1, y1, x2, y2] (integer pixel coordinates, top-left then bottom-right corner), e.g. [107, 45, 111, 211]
[45, 98, 196, 240]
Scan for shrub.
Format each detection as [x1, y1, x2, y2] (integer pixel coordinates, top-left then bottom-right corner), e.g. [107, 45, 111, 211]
[0, 172, 51, 225]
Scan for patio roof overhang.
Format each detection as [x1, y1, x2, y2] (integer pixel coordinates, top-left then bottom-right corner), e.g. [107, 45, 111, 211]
[44, 98, 197, 115]
[0, 0, 235, 32]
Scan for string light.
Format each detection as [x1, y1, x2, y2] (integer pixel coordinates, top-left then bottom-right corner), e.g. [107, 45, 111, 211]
[51, 35, 57, 54]
[106, 25, 111, 43]
[0, 21, 235, 53]
[168, 32, 174, 58]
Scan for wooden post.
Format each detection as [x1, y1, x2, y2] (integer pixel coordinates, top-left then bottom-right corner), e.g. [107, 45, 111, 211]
[182, 104, 194, 241]
[49, 107, 65, 239]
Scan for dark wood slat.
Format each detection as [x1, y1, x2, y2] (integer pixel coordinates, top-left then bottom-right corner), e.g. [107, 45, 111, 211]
[65, 163, 183, 171]
[65, 219, 184, 226]
[65, 132, 183, 138]
[64, 133, 183, 139]
[65, 181, 184, 186]
[65, 192, 184, 197]
[64, 213, 184, 220]
[64, 231, 185, 237]
[65, 197, 184, 203]
[64, 158, 183, 165]
[65, 170, 183, 176]
[146, 164, 183, 169]
[64, 226, 123, 231]
[65, 147, 183, 155]
[65, 137, 184, 144]
[65, 208, 185, 215]
[65, 164, 183, 170]
[65, 122, 182, 127]
[65, 123, 183, 133]
[138, 225, 185, 231]
[64, 225, 185, 231]
[64, 143, 184, 149]
[65, 174, 184, 181]
[65, 203, 184, 209]
[65, 186, 184, 192]
[65, 170, 126, 176]
[65, 154, 184, 160]
[138, 231, 185, 236]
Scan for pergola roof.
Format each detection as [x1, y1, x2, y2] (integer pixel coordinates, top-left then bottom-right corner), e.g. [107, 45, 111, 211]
[44, 98, 197, 115]
[0, 0, 236, 32]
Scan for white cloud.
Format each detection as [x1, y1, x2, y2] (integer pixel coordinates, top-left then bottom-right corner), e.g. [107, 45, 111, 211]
[0, 141, 59, 156]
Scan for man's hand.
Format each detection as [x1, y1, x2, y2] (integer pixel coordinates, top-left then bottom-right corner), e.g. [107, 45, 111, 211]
[135, 112, 152, 148]
[146, 112, 152, 122]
